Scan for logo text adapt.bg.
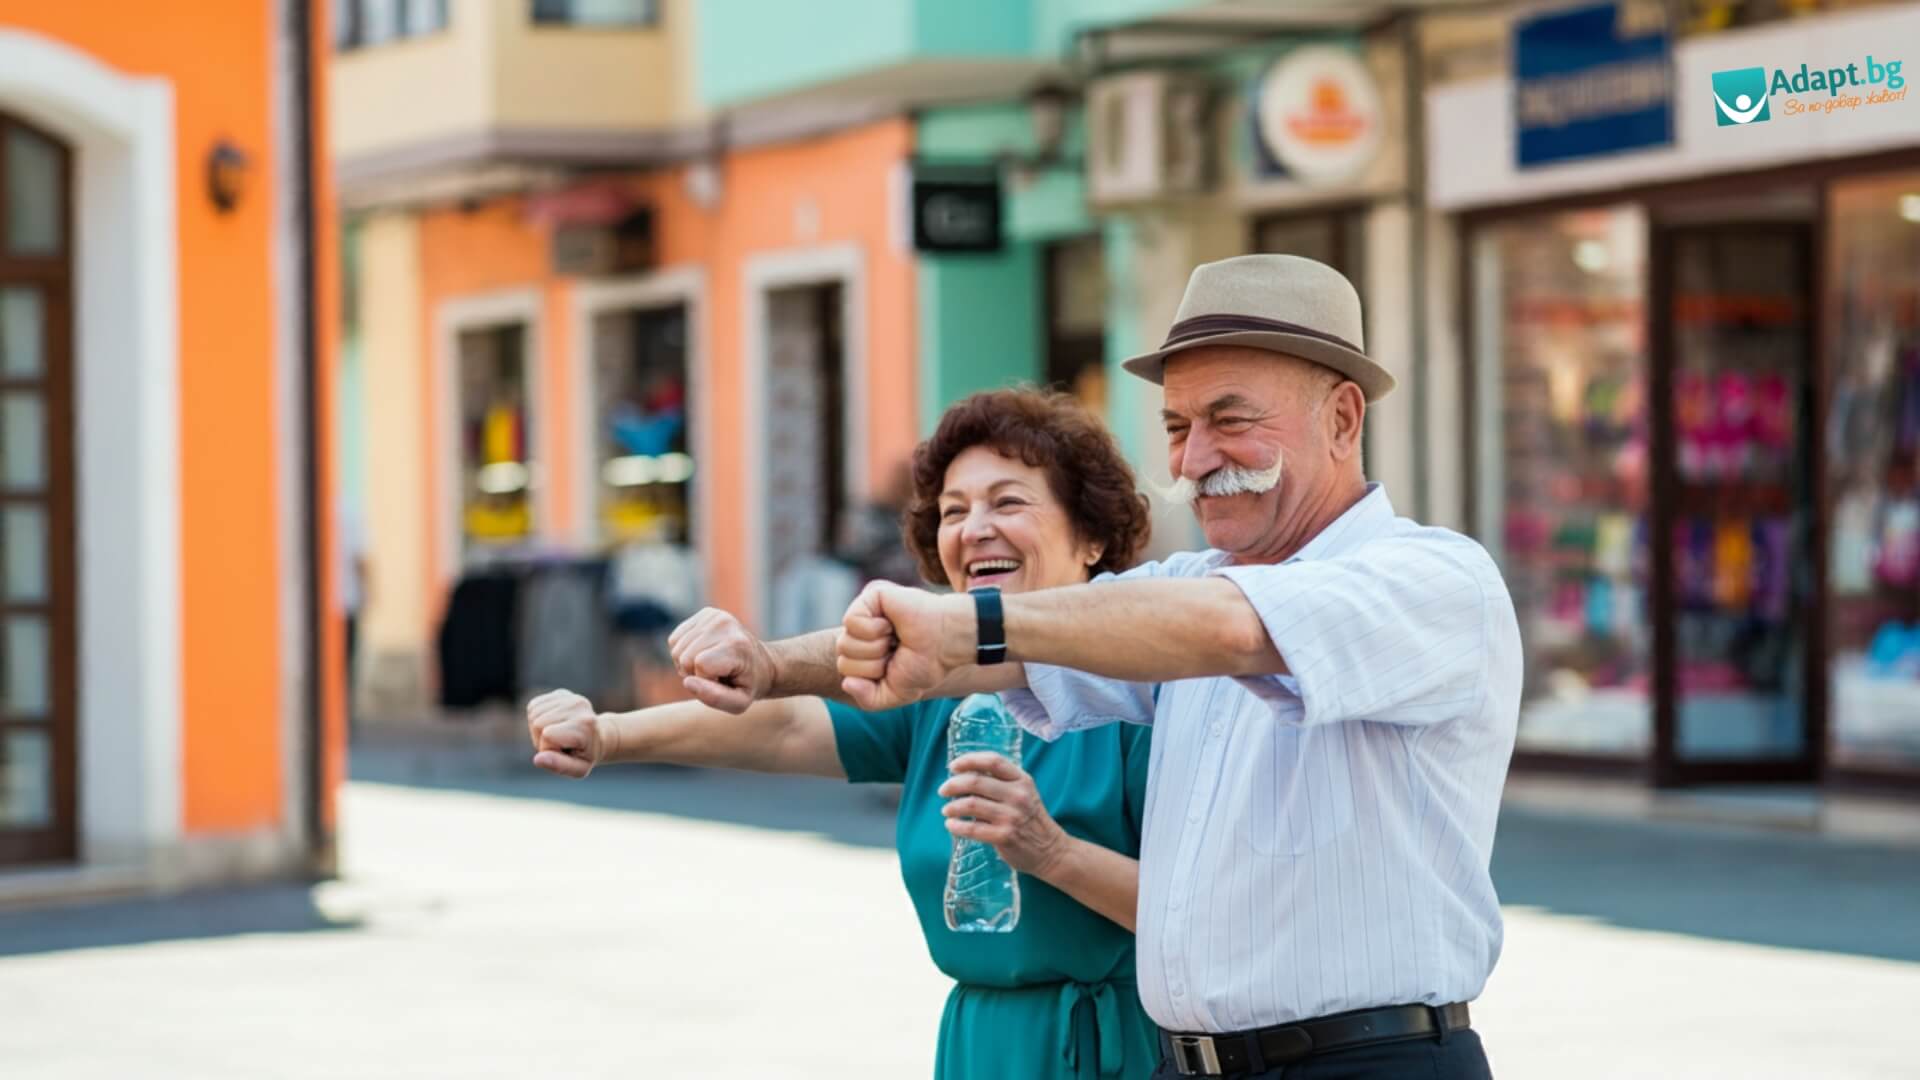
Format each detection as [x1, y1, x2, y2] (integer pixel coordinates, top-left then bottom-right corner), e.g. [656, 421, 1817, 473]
[1714, 56, 1907, 126]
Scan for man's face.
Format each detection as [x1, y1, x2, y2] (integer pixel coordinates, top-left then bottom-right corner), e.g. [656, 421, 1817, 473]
[1160, 347, 1332, 555]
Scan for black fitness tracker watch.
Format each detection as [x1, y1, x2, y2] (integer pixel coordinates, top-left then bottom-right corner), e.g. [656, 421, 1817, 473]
[970, 586, 1007, 665]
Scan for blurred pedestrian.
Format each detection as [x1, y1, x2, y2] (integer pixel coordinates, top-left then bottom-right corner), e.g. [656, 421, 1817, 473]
[338, 498, 368, 735]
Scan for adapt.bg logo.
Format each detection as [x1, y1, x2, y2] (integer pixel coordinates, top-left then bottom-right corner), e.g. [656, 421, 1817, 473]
[1714, 55, 1908, 127]
[1712, 67, 1771, 125]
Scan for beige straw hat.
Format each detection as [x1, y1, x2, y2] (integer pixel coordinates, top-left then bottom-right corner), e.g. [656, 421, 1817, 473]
[1121, 254, 1396, 402]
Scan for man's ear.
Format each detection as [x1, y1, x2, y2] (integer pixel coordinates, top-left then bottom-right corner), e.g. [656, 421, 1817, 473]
[1326, 381, 1366, 462]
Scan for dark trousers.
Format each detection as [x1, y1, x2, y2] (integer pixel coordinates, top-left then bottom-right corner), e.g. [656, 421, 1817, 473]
[345, 615, 359, 737]
[1152, 1029, 1492, 1080]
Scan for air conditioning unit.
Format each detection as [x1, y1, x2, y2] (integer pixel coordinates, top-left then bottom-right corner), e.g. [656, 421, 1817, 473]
[1086, 71, 1215, 208]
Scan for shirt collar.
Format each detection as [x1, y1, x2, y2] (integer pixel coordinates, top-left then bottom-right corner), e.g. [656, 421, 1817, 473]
[1201, 482, 1396, 569]
[1286, 482, 1395, 564]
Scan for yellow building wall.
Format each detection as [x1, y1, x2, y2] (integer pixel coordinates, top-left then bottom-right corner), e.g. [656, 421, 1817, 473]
[490, 0, 692, 132]
[357, 213, 435, 710]
[330, 11, 492, 161]
[333, 0, 701, 166]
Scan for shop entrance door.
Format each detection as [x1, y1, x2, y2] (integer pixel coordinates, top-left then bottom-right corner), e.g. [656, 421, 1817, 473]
[762, 282, 848, 637]
[0, 115, 77, 865]
[1650, 212, 1821, 785]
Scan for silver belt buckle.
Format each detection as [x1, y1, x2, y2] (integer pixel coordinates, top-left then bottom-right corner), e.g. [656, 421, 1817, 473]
[1170, 1033, 1223, 1075]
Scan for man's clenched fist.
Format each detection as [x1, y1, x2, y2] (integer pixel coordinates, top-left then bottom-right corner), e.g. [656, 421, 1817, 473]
[668, 607, 776, 713]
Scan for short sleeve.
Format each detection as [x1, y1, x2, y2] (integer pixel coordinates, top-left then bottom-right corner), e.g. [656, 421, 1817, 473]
[1211, 537, 1493, 727]
[827, 699, 921, 784]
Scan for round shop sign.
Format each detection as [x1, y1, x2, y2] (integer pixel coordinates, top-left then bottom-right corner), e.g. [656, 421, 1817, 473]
[1255, 46, 1384, 184]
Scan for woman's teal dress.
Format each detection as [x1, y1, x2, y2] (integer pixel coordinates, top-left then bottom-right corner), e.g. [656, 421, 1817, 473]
[827, 698, 1158, 1080]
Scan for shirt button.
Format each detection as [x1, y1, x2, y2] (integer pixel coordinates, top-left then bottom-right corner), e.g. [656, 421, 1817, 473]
[1211, 723, 1224, 737]
[1188, 813, 1200, 824]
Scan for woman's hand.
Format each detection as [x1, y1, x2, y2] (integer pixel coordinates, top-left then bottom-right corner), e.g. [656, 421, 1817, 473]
[527, 689, 610, 779]
[938, 752, 1074, 879]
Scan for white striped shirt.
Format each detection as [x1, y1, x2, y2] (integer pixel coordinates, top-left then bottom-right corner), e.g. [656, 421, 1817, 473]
[1004, 484, 1521, 1032]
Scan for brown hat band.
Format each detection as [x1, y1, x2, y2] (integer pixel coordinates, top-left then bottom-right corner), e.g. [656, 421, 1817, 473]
[1161, 313, 1362, 355]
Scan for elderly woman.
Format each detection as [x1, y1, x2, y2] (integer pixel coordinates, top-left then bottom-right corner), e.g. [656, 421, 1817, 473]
[529, 388, 1158, 1079]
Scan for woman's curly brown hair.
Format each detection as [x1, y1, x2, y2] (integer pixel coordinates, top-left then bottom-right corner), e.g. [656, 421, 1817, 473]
[904, 388, 1151, 588]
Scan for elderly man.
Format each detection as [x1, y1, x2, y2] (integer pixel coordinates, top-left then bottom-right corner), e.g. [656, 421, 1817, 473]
[834, 255, 1520, 1079]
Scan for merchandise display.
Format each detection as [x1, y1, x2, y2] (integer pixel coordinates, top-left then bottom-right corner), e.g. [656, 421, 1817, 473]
[1665, 225, 1810, 760]
[1476, 177, 1920, 782]
[1483, 207, 1654, 754]
[1826, 174, 1920, 769]
[459, 325, 534, 547]
[595, 305, 694, 544]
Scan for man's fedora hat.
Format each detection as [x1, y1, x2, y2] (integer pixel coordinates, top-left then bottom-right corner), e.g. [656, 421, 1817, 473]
[1121, 254, 1396, 402]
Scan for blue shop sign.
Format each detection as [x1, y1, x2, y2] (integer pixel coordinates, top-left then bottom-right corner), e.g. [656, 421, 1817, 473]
[1514, 2, 1673, 168]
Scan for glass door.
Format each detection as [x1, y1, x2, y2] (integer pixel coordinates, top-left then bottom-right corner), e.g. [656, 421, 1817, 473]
[1652, 218, 1819, 783]
[0, 115, 76, 864]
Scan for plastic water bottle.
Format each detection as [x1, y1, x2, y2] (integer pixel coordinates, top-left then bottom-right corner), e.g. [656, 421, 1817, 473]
[943, 693, 1023, 933]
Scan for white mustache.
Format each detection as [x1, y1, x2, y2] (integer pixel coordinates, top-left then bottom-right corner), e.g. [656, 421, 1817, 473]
[1154, 455, 1284, 506]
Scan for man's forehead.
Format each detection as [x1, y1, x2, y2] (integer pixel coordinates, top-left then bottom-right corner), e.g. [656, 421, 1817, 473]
[1163, 348, 1325, 409]
[1163, 357, 1291, 411]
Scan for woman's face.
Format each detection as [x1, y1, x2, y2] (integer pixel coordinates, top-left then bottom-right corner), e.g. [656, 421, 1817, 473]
[936, 445, 1102, 595]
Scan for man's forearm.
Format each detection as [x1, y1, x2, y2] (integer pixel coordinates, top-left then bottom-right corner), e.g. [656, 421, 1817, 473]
[767, 629, 853, 700]
[981, 577, 1285, 682]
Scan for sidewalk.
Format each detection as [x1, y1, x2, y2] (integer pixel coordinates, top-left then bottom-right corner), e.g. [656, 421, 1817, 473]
[1501, 772, 1920, 849]
[0, 739, 1913, 1078]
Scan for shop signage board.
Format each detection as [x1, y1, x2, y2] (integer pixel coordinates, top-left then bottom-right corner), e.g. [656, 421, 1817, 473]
[1514, 1, 1674, 168]
[911, 164, 1002, 254]
[1250, 45, 1384, 185]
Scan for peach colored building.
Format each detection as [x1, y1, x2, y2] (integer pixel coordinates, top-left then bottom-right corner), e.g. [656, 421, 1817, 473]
[336, 3, 918, 711]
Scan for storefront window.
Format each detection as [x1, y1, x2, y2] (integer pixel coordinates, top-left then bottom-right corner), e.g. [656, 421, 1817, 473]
[592, 304, 691, 543]
[457, 323, 533, 553]
[1826, 172, 1920, 771]
[1476, 206, 1652, 754]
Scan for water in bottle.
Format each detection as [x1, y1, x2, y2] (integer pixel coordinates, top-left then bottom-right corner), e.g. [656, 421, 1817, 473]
[943, 692, 1022, 933]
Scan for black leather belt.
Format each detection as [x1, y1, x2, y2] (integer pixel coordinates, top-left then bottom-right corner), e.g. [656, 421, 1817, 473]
[1159, 1002, 1471, 1076]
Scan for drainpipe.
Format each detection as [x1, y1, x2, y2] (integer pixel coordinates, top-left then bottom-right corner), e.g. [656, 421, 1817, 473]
[1401, 11, 1431, 521]
[290, 0, 330, 872]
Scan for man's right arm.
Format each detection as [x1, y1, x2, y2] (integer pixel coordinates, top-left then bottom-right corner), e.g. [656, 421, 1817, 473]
[978, 556, 1212, 737]
[769, 628, 1029, 701]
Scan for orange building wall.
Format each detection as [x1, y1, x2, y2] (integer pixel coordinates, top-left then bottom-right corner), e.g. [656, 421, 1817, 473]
[414, 118, 917, 629]
[0, 2, 325, 834]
